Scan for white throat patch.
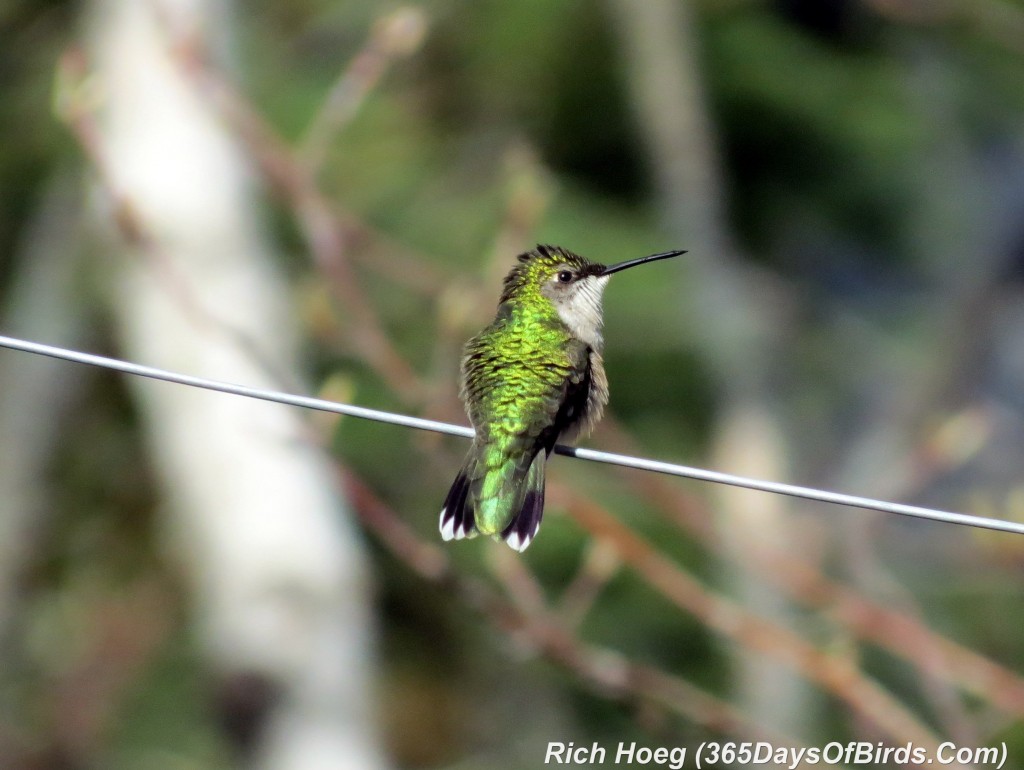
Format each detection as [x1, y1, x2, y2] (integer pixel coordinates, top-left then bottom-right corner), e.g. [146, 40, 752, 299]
[554, 275, 609, 349]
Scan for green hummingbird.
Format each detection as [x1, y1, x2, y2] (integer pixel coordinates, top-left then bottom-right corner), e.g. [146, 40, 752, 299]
[440, 244, 685, 551]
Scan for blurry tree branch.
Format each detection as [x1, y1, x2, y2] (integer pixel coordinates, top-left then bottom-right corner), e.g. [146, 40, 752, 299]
[300, 7, 428, 173]
[56, 49, 302, 395]
[172, 24, 428, 403]
[596, 420, 1024, 715]
[559, 488, 951, 753]
[345, 471, 814, 754]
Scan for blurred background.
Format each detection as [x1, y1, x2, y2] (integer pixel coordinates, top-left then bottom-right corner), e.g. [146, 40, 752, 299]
[2, 0, 1024, 768]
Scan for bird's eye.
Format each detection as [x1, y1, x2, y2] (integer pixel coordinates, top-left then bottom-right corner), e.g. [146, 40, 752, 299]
[557, 270, 573, 284]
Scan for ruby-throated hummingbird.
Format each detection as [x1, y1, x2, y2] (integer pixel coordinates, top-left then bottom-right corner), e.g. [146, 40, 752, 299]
[439, 244, 685, 551]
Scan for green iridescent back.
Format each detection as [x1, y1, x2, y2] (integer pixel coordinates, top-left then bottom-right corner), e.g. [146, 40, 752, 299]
[458, 246, 597, 535]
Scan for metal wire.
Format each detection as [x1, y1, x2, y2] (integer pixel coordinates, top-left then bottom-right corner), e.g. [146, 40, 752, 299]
[2, 332, 1022, 536]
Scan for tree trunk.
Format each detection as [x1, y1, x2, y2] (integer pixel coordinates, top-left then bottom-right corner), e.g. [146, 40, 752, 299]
[87, 2, 387, 767]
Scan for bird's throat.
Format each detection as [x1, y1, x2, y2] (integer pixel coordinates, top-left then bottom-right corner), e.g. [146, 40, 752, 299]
[554, 276, 608, 349]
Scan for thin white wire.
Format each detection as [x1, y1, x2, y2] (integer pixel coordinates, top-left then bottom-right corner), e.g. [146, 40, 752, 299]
[2, 332, 1022, 536]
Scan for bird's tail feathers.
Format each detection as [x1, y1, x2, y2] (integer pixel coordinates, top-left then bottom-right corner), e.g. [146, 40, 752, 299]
[440, 447, 547, 552]
[501, 451, 545, 552]
[439, 458, 477, 541]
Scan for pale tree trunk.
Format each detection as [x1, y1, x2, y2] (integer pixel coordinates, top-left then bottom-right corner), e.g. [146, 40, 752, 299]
[87, 2, 387, 768]
[608, 0, 810, 737]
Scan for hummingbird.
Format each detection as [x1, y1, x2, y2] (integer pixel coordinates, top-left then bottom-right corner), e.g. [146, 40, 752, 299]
[439, 244, 685, 551]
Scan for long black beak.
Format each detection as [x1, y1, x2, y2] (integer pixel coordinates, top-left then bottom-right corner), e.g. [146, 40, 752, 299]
[599, 249, 687, 277]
